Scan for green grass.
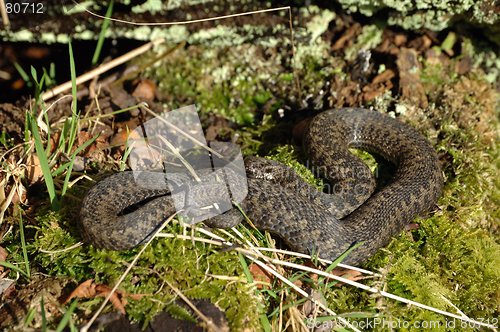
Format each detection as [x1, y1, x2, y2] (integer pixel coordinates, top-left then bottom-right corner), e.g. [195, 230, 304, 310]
[13, 61, 32, 88]
[67, 40, 79, 155]
[18, 209, 30, 278]
[55, 300, 78, 332]
[1, 8, 498, 331]
[92, 0, 114, 65]
[0, 208, 31, 278]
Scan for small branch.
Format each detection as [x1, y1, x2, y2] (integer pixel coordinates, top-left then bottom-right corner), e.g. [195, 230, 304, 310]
[40, 38, 168, 101]
[0, 0, 10, 28]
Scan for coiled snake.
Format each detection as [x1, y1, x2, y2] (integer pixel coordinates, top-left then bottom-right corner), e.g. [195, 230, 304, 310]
[79, 108, 443, 265]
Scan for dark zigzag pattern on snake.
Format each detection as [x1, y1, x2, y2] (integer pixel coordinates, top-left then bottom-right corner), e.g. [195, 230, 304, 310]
[79, 108, 443, 265]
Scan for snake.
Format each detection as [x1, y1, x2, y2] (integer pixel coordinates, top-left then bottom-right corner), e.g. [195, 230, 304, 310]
[79, 108, 443, 265]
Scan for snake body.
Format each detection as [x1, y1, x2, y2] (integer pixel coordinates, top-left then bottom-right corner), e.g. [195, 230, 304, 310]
[79, 108, 443, 265]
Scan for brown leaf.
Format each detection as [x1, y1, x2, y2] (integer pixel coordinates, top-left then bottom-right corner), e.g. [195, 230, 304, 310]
[64, 280, 151, 315]
[0, 246, 8, 262]
[397, 48, 428, 108]
[330, 267, 365, 286]
[63, 279, 96, 304]
[249, 263, 273, 289]
[26, 154, 44, 185]
[95, 284, 126, 315]
[132, 79, 156, 100]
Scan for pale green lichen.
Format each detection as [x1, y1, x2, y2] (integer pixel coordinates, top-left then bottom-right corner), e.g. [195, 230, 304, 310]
[306, 8, 336, 42]
[461, 37, 500, 85]
[292, 6, 337, 70]
[337, 0, 499, 31]
[131, 0, 163, 14]
[344, 24, 383, 61]
[62, 1, 94, 15]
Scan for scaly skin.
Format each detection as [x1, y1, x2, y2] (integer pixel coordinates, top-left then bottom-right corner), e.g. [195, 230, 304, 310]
[79, 108, 443, 265]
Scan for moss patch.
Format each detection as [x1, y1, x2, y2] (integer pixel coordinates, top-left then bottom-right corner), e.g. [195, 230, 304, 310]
[1, 4, 499, 331]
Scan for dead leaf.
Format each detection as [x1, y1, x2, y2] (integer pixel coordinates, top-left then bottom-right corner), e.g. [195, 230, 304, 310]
[26, 154, 43, 185]
[0, 246, 7, 262]
[249, 263, 273, 289]
[132, 79, 156, 100]
[110, 129, 129, 148]
[0, 279, 16, 299]
[63, 279, 96, 304]
[95, 284, 126, 315]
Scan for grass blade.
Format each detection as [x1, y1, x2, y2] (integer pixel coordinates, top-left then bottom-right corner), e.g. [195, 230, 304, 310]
[23, 308, 36, 327]
[0, 261, 29, 278]
[55, 299, 78, 332]
[19, 208, 30, 278]
[67, 40, 79, 155]
[13, 62, 31, 87]
[92, 0, 114, 65]
[29, 112, 59, 210]
[61, 155, 76, 197]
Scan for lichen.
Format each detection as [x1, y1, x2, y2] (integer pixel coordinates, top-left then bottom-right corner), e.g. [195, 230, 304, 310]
[344, 24, 383, 61]
[337, 0, 499, 31]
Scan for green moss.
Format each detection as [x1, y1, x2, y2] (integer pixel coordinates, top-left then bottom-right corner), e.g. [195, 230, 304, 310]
[327, 66, 499, 330]
[25, 212, 261, 330]
[119, 24, 500, 329]
[3, 4, 499, 330]
[267, 145, 324, 189]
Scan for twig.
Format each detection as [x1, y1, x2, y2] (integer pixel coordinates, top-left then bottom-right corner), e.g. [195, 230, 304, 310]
[158, 224, 499, 330]
[0, 0, 9, 28]
[40, 38, 167, 101]
[76, 3, 291, 26]
[75, 2, 301, 95]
